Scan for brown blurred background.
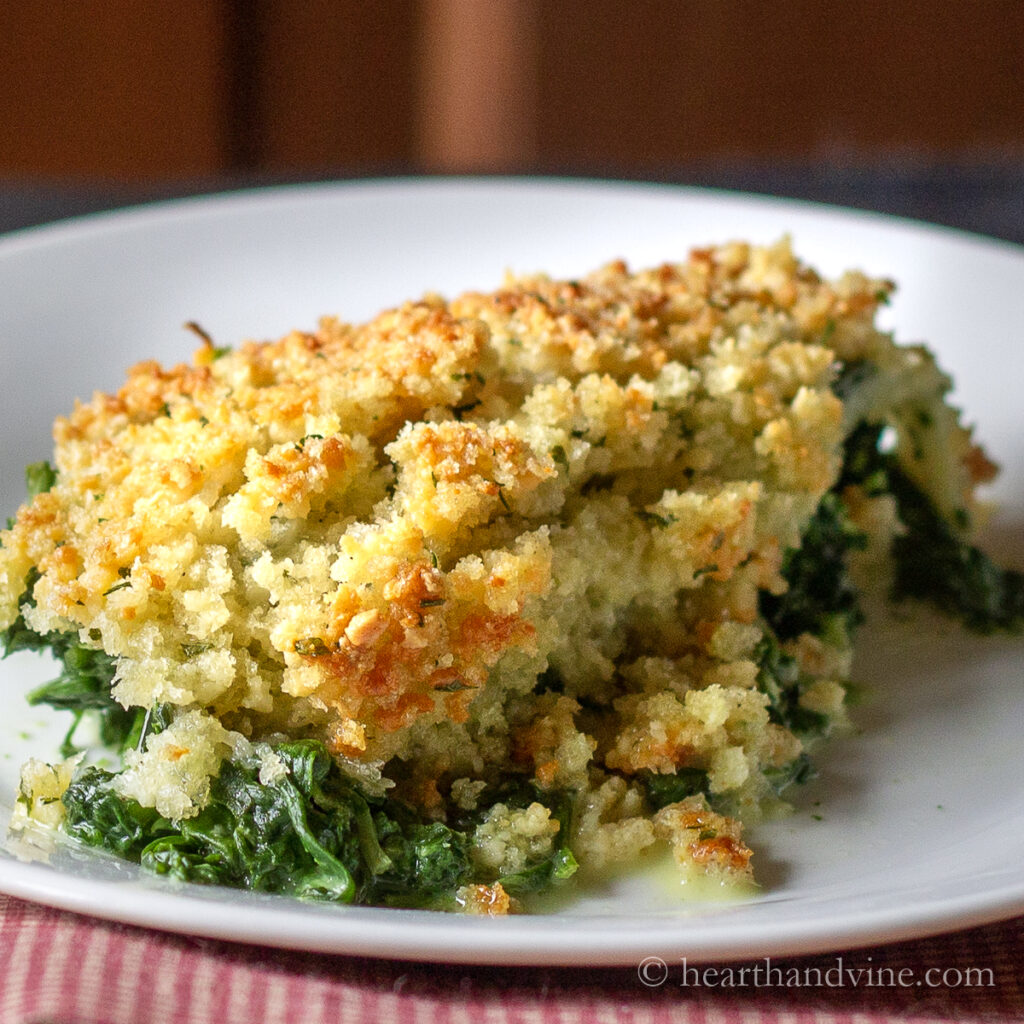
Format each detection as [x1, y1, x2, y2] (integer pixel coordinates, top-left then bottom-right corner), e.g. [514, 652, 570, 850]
[1, 1, 1022, 237]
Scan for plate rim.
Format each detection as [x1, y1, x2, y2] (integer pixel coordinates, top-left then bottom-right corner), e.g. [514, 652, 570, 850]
[2, 174, 1022, 261]
[2, 851, 1023, 966]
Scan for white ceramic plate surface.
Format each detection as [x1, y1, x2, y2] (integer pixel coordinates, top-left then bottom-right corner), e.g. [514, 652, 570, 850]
[0, 178, 1022, 966]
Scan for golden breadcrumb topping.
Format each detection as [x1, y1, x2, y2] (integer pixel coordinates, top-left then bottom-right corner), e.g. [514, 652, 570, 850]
[3, 237, 980, 894]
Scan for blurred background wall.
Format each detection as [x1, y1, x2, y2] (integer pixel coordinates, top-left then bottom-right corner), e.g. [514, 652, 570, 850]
[0, 0, 1021, 236]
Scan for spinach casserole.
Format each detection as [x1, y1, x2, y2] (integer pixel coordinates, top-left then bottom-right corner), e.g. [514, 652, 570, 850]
[3, 239, 1021, 913]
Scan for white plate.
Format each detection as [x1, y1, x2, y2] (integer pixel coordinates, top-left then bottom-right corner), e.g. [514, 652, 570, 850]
[1, 178, 1022, 966]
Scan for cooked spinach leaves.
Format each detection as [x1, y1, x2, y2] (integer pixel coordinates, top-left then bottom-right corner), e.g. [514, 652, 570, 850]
[763, 752, 818, 795]
[493, 790, 579, 895]
[60, 740, 577, 908]
[842, 422, 1024, 632]
[753, 633, 830, 739]
[761, 492, 866, 643]
[25, 460, 58, 499]
[640, 768, 711, 810]
[0, 579, 136, 758]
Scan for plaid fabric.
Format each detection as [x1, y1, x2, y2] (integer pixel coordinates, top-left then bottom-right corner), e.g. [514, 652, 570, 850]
[1, 895, 1022, 1024]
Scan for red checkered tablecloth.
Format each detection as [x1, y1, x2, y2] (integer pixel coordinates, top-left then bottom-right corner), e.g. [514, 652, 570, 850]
[1, 894, 1022, 1023]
